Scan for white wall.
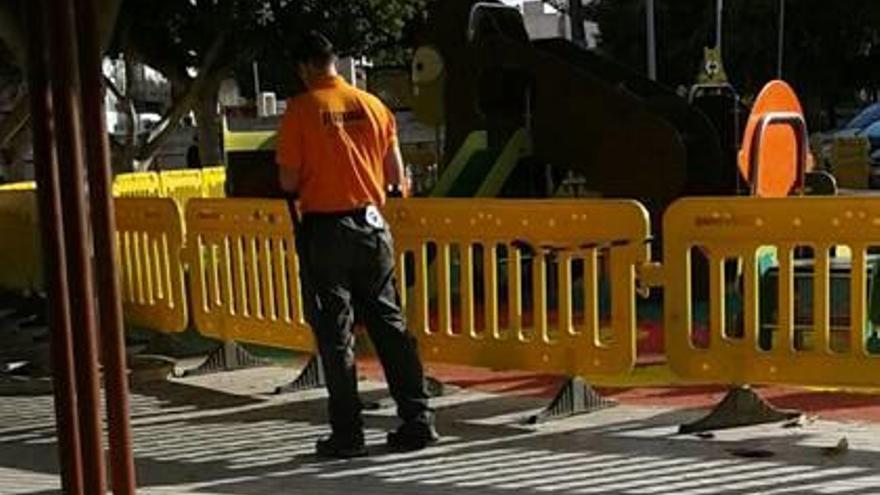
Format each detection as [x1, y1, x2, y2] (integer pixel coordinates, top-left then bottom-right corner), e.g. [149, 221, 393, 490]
[520, 0, 599, 48]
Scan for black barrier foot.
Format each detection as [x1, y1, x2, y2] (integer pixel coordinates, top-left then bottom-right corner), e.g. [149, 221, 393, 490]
[179, 341, 271, 377]
[273, 355, 326, 394]
[678, 386, 802, 434]
[526, 376, 616, 425]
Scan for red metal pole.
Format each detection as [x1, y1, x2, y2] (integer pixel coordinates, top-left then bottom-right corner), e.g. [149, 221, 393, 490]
[72, 0, 138, 491]
[46, 2, 109, 493]
[24, 2, 84, 493]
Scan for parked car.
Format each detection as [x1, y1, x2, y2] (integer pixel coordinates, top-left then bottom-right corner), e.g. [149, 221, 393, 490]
[813, 103, 880, 187]
[843, 103, 880, 133]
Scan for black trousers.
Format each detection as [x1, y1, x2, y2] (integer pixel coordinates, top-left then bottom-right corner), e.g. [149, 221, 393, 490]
[300, 210, 432, 440]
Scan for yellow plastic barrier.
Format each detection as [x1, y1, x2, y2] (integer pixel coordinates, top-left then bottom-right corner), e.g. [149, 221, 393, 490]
[384, 199, 649, 377]
[0, 181, 37, 191]
[201, 166, 226, 198]
[831, 136, 870, 189]
[112, 172, 161, 198]
[223, 129, 276, 152]
[664, 197, 880, 388]
[115, 198, 188, 332]
[159, 169, 205, 209]
[184, 198, 313, 351]
[0, 190, 42, 291]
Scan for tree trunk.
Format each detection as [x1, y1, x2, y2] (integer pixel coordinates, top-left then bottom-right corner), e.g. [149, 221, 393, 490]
[103, 74, 137, 173]
[568, 0, 586, 45]
[135, 85, 193, 163]
[122, 54, 138, 171]
[135, 34, 228, 163]
[194, 81, 222, 166]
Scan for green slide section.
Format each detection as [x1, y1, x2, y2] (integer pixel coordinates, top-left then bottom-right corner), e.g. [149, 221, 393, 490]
[475, 129, 529, 197]
[431, 131, 489, 197]
[431, 129, 529, 198]
[444, 149, 501, 197]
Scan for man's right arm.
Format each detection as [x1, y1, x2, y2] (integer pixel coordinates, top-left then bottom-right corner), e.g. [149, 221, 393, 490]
[276, 101, 302, 194]
[382, 109, 408, 197]
[383, 142, 407, 197]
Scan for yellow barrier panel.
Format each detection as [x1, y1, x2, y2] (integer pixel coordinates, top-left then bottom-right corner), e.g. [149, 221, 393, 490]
[664, 197, 880, 388]
[384, 199, 649, 377]
[159, 169, 205, 209]
[113, 172, 161, 198]
[0, 181, 37, 191]
[185, 198, 313, 351]
[0, 190, 42, 291]
[115, 198, 188, 332]
[201, 166, 226, 198]
[181, 198, 646, 377]
[831, 136, 870, 188]
[223, 129, 276, 152]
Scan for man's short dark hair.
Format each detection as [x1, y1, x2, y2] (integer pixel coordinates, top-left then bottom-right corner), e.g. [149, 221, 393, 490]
[292, 31, 336, 67]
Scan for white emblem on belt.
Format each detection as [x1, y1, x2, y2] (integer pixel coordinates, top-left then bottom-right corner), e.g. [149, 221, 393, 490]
[365, 205, 385, 229]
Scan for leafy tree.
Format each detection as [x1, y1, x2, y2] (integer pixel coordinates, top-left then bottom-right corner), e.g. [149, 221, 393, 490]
[0, 0, 425, 172]
[234, 2, 428, 100]
[116, 0, 427, 167]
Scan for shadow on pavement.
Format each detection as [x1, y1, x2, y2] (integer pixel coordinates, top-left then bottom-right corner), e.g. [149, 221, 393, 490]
[2, 372, 880, 494]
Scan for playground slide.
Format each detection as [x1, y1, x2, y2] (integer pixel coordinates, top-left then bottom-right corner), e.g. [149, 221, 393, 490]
[527, 38, 730, 198]
[431, 129, 529, 198]
[417, 0, 737, 211]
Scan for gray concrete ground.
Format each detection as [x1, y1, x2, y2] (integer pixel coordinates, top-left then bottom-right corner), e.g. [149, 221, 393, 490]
[1, 364, 880, 495]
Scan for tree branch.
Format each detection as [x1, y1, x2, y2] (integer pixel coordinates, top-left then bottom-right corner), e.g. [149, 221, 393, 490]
[136, 33, 229, 161]
[103, 71, 138, 172]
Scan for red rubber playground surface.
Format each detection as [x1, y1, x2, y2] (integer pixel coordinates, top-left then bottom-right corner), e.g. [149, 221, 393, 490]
[359, 360, 880, 424]
[359, 315, 880, 425]
[356, 303, 880, 424]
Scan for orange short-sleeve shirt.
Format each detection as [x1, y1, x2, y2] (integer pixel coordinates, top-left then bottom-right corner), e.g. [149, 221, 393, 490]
[276, 75, 397, 213]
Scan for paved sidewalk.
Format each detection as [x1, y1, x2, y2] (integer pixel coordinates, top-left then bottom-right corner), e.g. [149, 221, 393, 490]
[2, 365, 880, 495]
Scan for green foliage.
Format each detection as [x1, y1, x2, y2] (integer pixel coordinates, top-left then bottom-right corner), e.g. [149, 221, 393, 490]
[233, 0, 429, 98]
[114, 0, 426, 98]
[105, 0, 425, 164]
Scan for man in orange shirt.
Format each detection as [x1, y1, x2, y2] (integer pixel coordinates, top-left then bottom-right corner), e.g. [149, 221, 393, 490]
[277, 32, 437, 459]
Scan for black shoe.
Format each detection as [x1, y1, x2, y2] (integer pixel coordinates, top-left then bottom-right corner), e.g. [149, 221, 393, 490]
[315, 435, 368, 459]
[387, 422, 439, 452]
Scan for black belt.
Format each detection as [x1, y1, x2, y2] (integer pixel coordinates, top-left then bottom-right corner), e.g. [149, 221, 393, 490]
[302, 207, 368, 221]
